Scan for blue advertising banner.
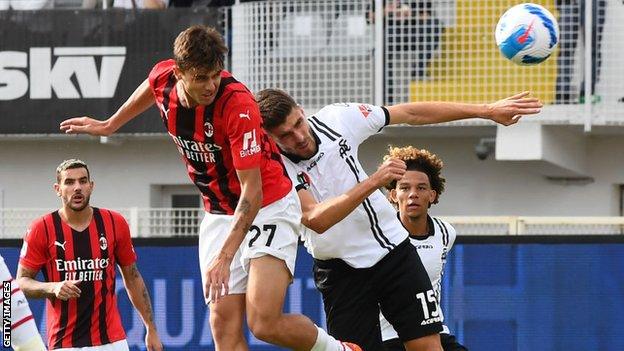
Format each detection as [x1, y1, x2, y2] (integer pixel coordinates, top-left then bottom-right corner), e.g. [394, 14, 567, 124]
[1, 241, 623, 351]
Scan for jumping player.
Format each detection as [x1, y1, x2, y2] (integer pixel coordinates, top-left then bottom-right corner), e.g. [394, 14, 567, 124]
[60, 26, 360, 351]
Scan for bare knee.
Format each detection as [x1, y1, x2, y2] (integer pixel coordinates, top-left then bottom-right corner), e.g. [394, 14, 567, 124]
[209, 296, 246, 348]
[210, 312, 244, 341]
[247, 313, 280, 343]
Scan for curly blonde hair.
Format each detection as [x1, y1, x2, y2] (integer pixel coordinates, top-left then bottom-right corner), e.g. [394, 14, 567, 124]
[383, 146, 445, 204]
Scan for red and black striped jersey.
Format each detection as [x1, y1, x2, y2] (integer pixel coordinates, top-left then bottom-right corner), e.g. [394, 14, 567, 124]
[148, 60, 292, 214]
[19, 208, 136, 350]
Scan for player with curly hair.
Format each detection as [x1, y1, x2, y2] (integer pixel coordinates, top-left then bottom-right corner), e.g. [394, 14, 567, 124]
[380, 146, 467, 351]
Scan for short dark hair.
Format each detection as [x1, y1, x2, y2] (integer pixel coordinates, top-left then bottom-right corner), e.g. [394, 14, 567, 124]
[173, 25, 228, 73]
[383, 146, 445, 204]
[56, 159, 90, 182]
[255, 88, 298, 130]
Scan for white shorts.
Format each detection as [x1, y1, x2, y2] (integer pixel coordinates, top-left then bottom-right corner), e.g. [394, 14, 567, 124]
[198, 187, 302, 303]
[55, 339, 128, 351]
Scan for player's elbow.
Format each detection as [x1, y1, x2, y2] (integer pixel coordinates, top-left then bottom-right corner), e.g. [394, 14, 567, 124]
[402, 114, 427, 126]
[240, 182, 263, 209]
[257, 188, 264, 203]
[251, 187, 263, 207]
[15, 278, 34, 298]
[301, 213, 329, 234]
[122, 277, 144, 298]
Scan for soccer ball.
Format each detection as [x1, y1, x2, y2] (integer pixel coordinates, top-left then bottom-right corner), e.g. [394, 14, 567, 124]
[495, 3, 559, 65]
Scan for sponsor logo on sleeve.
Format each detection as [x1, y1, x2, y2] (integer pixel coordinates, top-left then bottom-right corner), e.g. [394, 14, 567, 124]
[240, 129, 261, 157]
[239, 110, 251, 120]
[358, 104, 373, 118]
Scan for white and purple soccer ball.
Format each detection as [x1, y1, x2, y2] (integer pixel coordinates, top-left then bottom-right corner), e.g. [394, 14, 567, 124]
[495, 3, 560, 65]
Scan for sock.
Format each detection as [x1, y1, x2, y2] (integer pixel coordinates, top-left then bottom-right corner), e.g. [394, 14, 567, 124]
[310, 326, 348, 351]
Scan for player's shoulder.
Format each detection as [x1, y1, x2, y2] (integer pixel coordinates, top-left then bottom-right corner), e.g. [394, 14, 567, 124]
[220, 71, 250, 95]
[221, 70, 234, 79]
[218, 71, 255, 105]
[318, 102, 362, 113]
[96, 208, 128, 223]
[312, 103, 359, 125]
[148, 59, 175, 84]
[24, 213, 54, 241]
[316, 102, 380, 123]
[29, 214, 50, 231]
[431, 216, 457, 236]
[150, 59, 175, 75]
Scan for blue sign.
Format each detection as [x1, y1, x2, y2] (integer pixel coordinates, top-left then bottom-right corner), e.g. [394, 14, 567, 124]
[2, 242, 624, 351]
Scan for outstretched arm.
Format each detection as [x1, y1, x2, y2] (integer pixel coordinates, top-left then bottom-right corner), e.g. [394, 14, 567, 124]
[299, 158, 406, 233]
[119, 263, 163, 351]
[60, 78, 156, 136]
[387, 91, 542, 127]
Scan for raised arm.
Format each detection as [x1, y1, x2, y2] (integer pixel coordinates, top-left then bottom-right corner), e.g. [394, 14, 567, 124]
[386, 91, 542, 127]
[119, 263, 163, 351]
[299, 158, 406, 234]
[60, 78, 156, 136]
[205, 167, 262, 303]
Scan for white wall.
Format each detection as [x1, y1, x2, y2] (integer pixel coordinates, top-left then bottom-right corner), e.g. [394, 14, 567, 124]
[0, 138, 188, 209]
[1, 132, 622, 216]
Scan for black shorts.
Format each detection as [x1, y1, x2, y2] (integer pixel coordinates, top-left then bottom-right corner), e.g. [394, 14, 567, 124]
[383, 333, 468, 351]
[313, 239, 442, 350]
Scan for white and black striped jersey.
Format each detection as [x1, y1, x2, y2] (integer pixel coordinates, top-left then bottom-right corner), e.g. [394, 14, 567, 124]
[282, 103, 409, 268]
[380, 215, 457, 339]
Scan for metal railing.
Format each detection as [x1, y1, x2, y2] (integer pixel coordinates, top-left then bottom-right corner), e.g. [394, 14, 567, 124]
[0, 208, 204, 239]
[2, 2, 621, 127]
[2, 208, 623, 239]
[443, 216, 624, 235]
[229, 0, 624, 128]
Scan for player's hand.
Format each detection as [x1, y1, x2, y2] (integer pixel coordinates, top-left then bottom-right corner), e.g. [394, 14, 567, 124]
[53, 280, 81, 301]
[205, 251, 233, 303]
[486, 91, 543, 126]
[60, 116, 111, 136]
[370, 158, 406, 188]
[145, 327, 163, 351]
